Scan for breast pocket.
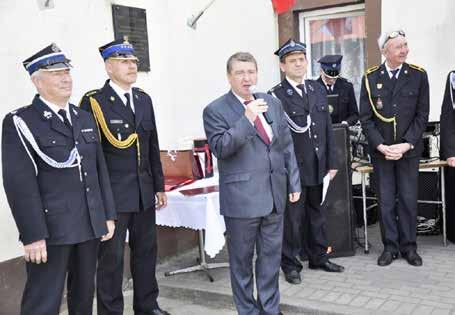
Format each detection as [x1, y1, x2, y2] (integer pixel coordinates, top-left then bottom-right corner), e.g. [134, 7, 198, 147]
[38, 136, 68, 159]
[81, 131, 98, 143]
[288, 109, 308, 126]
[401, 89, 419, 98]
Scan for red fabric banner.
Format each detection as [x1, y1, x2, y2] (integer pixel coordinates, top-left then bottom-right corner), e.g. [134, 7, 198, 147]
[272, 0, 296, 15]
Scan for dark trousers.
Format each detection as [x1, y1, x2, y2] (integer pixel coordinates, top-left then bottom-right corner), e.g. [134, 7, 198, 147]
[96, 210, 158, 315]
[21, 239, 99, 315]
[372, 157, 419, 254]
[281, 184, 329, 273]
[225, 211, 283, 315]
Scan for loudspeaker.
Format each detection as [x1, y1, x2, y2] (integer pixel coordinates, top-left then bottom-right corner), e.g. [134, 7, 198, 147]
[325, 124, 356, 257]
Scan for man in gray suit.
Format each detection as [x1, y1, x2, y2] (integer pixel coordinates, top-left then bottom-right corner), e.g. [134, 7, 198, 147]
[203, 52, 301, 315]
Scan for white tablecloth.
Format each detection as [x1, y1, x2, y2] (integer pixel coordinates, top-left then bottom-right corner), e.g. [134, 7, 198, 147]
[156, 175, 225, 258]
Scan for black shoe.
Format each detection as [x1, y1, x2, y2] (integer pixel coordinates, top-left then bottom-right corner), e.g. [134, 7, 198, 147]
[284, 270, 301, 284]
[151, 308, 171, 315]
[308, 260, 345, 272]
[402, 251, 423, 267]
[377, 251, 398, 266]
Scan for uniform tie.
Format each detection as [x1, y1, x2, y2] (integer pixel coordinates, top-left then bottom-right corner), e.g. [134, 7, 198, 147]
[296, 84, 310, 111]
[58, 109, 72, 129]
[244, 100, 270, 145]
[391, 69, 399, 79]
[124, 92, 134, 116]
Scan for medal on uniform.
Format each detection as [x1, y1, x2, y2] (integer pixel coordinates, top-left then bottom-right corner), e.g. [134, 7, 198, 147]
[376, 83, 383, 90]
[376, 97, 383, 110]
[328, 104, 334, 114]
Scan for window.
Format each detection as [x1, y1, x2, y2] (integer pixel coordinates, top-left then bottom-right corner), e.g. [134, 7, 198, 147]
[300, 4, 366, 100]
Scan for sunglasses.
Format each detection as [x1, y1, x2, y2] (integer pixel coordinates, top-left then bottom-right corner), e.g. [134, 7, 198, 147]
[384, 30, 406, 45]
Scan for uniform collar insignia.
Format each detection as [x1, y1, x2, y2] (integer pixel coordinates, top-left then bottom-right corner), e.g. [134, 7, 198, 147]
[43, 111, 52, 119]
[286, 88, 294, 96]
[135, 94, 139, 99]
[72, 108, 78, 116]
[308, 84, 314, 92]
[110, 96, 115, 102]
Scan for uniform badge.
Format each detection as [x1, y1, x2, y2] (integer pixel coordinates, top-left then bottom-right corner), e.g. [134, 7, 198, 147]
[110, 96, 115, 102]
[380, 70, 385, 75]
[308, 84, 314, 92]
[43, 111, 52, 119]
[72, 108, 78, 116]
[376, 97, 383, 110]
[286, 89, 294, 96]
[328, 104, 334, 114]
[376, 83, 383, 89]
[81, 128, 93, 132]
[110, 119, 123, 124]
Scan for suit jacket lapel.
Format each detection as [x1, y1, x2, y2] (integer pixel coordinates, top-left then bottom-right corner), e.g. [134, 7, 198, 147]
[69, 104, 81, 141]
[282, 79, 307, 110]
[103, 81, 135, 126]
[32, 95, 73, 138]
[393, 63, 411, 97]
[133, 89, 145, 127]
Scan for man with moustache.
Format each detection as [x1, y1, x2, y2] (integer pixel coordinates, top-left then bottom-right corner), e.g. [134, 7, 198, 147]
[203, 52, 301, 315]
[2, 43, 116, 315]
[316, 54, 358, 126]
[269, 40, 344, 286]
[79, 39, 168, 315]
[359, 30, 429, 267]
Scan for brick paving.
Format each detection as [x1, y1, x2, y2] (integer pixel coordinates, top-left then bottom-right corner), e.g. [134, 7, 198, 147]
[155, 224, 455, 314]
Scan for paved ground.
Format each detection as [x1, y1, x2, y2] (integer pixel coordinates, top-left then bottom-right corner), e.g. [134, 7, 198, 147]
[60, 224, 455, 315]
[156, 224, 455, 315]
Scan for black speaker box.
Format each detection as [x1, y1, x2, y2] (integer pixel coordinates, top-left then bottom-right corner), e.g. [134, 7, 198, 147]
[324, 124, 355, 257]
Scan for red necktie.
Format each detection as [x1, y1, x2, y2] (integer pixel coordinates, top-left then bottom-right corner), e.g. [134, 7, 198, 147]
[244, 100, 271, 145]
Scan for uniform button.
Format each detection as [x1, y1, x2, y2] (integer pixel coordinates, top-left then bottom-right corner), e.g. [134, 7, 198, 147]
[86, 187, 90, 192]
[312, 122, 315, 126]
[125, 124, 129, 128]
[75, 141, 79, 145]
[44, 209, 48, 213]
[314, 135, 317, 139]
[80, 155, 83, 160]
[393, 104, 397, 107]
[84, 172, 88, 176]
[315, 147, 319, 151]
[52, 140, 56, 144]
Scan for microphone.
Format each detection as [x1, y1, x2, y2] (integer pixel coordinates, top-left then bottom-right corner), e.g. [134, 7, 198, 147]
[248, 85, 273, 124]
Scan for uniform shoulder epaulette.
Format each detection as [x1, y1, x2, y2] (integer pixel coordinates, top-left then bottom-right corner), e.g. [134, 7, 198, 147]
[133, 87, 148, 95]
[268, 83, 282, 94]
[83, 89, 100, 98]
[366, 65, 380, 75]
[9, 105, 30, 116]
[409, 63, 426, 72]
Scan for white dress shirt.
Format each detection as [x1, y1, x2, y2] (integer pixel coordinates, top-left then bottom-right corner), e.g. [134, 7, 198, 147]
[109, 80, 135, 113]
[385, 63, 403, 79]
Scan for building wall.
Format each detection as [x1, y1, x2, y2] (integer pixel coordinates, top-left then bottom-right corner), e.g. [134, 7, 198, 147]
[0, 0, 280, 262]
[381, 0, 455, 122]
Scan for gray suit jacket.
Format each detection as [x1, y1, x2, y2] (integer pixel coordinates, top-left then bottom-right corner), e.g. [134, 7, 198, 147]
[203, 91, 301, 218]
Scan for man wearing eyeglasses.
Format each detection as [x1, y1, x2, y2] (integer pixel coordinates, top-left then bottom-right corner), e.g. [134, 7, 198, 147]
[79, 39, 169, 315]
[316, 55, 358, 126]
[359, 30, 429, 267]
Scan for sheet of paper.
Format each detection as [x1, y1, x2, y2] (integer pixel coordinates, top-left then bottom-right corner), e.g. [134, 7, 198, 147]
[321, 173, 331, 205]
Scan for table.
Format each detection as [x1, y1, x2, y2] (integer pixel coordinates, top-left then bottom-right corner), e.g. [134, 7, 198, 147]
[156, 175, 229, 281]
[352, 159, 448, 253]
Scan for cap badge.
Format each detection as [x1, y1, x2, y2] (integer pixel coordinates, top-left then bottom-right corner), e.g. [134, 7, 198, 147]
[332, 64, 337, 68]
[290, 40, 295, 47]
[51, 43, 59, 52]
